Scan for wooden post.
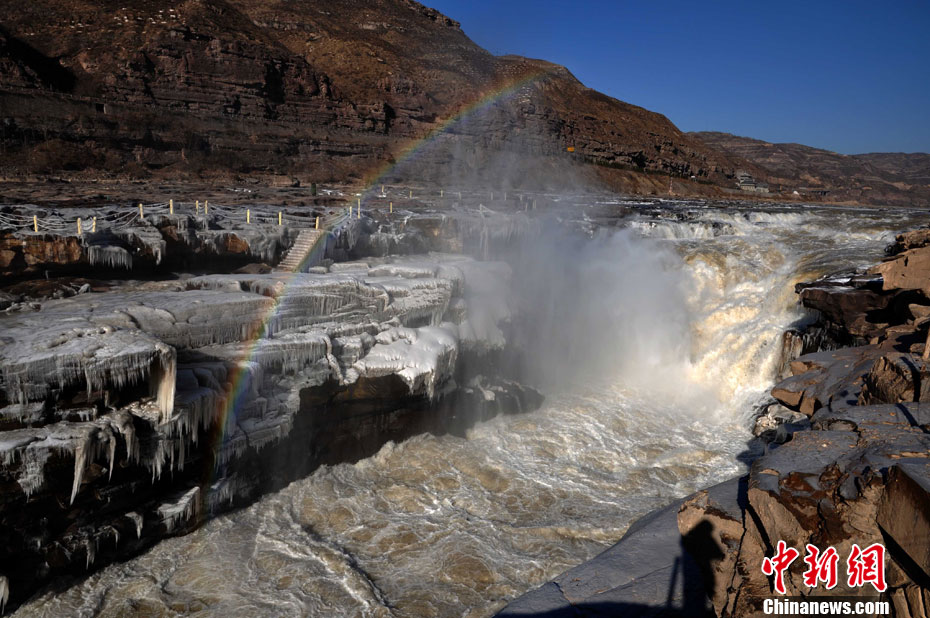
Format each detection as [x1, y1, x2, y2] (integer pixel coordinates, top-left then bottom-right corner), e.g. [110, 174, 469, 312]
[33, 215, 37, 232]
[92, 217, 97, 233]
[247, 209, 250, 224]
[77, 218, 82, 236]
[204, 200, 208, 215]
[315, 216, 319, 229]
[139, 203, 144, 218]
[389, 201, 393, 214]
[169, 199, 174, 215]
[381, 184, 385, 194]
[196, 200, 200, 213]
[409, 189, 412, 198]
[278, 211, 282, 226]
[357, 197, 361, 211]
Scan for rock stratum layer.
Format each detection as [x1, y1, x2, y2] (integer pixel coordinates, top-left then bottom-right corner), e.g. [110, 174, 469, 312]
[0, 250, 542, 612]
[692, 132, 930, 207]
[0, 0, 750, 193]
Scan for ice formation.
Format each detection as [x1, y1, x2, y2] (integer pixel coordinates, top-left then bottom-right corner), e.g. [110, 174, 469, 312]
[0, 253, 514, 583]
[156, 487, 201, 533]
[86, 245, 133, 270]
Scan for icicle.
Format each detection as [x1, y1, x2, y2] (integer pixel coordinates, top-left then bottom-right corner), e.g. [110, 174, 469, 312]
[70, 434, 89, 505]
[125, 512, 143, 539]
[16, 446, 50, 497]
[152, 345, 177, 424]
[85, 538, 95, 569]
[0, 575, 8, 614]
[110, 411, 137, 463]
[107, 428, 116, 481]
[157, 487, 201, 533]
[87, 245, 133, 270]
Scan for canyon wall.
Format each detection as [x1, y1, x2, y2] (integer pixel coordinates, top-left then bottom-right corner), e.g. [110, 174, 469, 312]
[0, 0, 748, 192]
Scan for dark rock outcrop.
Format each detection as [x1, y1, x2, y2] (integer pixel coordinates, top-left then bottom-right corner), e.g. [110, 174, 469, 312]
[498, 497, 715, 617]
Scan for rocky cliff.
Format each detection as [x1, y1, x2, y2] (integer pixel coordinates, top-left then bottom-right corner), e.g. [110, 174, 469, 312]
[692, 132, 930, 206]
[680, 228, 930, 616]
[0, 0, 748, 193]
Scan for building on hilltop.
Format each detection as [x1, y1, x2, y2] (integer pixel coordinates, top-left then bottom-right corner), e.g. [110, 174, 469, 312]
[736, 171, 769, 194]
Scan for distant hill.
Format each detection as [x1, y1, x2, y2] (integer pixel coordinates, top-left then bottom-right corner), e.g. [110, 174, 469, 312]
[0, 0, 750, 195]
[691, 131, 930, 206]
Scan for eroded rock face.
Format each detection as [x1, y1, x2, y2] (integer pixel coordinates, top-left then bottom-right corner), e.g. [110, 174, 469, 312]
[674, 229, 930, 616]
[0, 0, 747, 190]
[798, 277, 893, 341]
[874, 245, 930, 296]
[0, 253, 541, 610]
[885, 228, 930, 256]
[795, 228, 930, 355]
[683, 384, 930, 614]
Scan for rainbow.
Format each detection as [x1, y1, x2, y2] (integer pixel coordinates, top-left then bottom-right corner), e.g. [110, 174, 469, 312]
[201, 67, 549, 499]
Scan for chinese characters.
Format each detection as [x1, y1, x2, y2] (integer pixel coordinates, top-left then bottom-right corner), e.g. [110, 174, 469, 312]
[761, 541, 886, 594]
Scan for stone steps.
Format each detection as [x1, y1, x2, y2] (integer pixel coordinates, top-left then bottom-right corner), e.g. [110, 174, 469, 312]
[275, 229, 325, 272]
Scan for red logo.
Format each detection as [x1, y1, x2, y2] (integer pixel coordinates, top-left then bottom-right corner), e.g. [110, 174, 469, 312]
[847, 543, 887, 592]
[802, 544, 839, 589]
[762, 541, 886, 594]
[762, 540, 800, 594]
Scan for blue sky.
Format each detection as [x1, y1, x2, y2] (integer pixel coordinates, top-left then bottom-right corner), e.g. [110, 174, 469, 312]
[427, 1, 930, 154]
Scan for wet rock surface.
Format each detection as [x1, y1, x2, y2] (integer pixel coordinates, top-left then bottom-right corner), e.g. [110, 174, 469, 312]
[498, 498, 714, 617]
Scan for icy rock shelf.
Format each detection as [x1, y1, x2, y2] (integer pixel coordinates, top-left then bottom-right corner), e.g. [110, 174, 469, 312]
[0, 201, 538, 278]
[0, 252, 529, 609]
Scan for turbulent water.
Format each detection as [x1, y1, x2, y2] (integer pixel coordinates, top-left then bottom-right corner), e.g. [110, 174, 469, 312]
[16, 201, 928, 617]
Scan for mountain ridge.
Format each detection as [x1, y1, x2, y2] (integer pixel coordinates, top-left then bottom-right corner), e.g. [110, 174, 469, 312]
[1, 1, 926, 205]
[0, 0, 750, 196]
[691, 131, 930, 206]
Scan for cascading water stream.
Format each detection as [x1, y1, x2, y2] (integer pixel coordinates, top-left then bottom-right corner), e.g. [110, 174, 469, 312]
[14, 202, 926, 618]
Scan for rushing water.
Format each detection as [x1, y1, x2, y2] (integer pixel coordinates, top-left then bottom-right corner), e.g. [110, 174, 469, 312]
[16, 201, 928, 617]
